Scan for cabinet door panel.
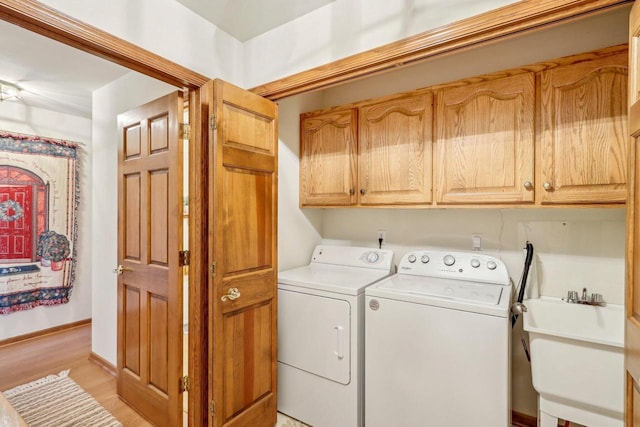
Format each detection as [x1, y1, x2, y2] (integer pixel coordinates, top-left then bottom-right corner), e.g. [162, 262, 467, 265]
[435, 73, 535, 204]
[359, 94, 432, 205]
[540, 52, 628, 204]
[300, 109, 357, 206]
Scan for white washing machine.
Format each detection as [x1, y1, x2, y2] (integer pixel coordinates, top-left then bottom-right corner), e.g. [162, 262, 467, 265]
[278, 245, 394, 427]
[365, 249, 512, 427]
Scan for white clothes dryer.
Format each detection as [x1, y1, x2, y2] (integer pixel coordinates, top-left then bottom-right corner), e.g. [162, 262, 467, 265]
[365, 249, 512, 427]
[278, 245, 394, 427]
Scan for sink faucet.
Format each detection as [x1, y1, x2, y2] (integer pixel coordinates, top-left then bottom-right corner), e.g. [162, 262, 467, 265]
[566, 288, 605, 307]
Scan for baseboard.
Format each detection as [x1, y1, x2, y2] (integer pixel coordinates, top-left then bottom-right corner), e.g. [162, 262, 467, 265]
[89, 352, 117, 376]
[0, 318, 91, 347]
[512, 410, 537, 427]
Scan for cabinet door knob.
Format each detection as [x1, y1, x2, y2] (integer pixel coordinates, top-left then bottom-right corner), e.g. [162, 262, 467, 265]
[523, 181, 533, 190]
[349, 188, 355, 195]
[543, 182, 552, 191]
[360, 188, 366, 195]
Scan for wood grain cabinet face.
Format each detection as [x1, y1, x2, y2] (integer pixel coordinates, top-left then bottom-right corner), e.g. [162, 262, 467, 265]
[540, 52, 628, 204]
[358, 93, 433, 205]
[435, 73, 535, 204]
[299, 108, 357, 206]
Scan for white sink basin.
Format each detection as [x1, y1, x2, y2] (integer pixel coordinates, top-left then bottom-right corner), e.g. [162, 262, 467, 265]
[523, 297, 624, 427]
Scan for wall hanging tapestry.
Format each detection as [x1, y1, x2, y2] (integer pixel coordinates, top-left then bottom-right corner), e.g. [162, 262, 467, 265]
[0, 131, 79, 314]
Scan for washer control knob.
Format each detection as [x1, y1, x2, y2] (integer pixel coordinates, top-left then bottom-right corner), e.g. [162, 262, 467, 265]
[470, 258, 481, 268]
[421, 255, 430, 264]
[443, 255, 455, 266]
[366, 252, 379, 263]
[487, 260, 497, 270]
[408, 254, 417, 263]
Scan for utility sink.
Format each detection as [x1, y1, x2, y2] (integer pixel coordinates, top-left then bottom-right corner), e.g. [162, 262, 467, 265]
[523, 297, 624, 427]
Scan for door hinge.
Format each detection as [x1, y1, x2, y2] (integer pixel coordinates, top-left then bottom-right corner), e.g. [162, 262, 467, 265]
[210, 115, 217, 130]
[209, 261, 216, 277]
[179, 123, 191, 140]
[209, 400, 216, 415]
[180, 375, 189, 392]
[179, 250, 190, 266]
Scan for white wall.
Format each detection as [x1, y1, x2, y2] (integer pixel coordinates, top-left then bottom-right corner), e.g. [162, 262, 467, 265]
[38, 0, 243, 86]
[274, 8, 629, 417]
[0, 102, 92, 339]
[91, 71, 175, 364]
[243, 0, 519, 88]
[277, 92, 325, 271]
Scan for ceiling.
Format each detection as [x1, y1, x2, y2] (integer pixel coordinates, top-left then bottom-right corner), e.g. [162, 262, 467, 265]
[0, 19, 130, 119]
[176, 0, 335, 41]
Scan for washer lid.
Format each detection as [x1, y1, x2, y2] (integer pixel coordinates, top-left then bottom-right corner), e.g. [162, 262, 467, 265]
[367, 274, 510, 317]
[376, 274, 503, 305]
[278, 264, 392, 295]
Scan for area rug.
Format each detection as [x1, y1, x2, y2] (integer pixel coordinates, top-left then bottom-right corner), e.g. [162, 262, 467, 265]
[2, 370, 121, 427]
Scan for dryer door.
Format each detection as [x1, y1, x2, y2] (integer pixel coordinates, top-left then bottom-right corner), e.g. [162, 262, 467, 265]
[278, 288, 351, 384]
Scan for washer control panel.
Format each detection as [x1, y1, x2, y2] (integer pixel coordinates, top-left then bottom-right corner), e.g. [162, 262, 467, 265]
[399, 250, 510, 285]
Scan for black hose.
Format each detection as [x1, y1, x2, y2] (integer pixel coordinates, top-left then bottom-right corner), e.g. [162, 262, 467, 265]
[512, 241, 534, 328]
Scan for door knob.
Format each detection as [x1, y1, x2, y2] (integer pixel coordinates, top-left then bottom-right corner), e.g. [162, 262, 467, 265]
[523, 181, 533, 190]
[113, 265, 132, 275]
[360, 188, 366, 195]
[543, 182, 552, 191]
[221, 287, 241, 302]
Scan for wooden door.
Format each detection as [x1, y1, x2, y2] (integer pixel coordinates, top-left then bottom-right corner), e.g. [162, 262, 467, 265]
[0, 186, 33, 261]
[208, 80, 278, 427]
[540, 51, 628, 204]
[628, 3, 640, 424]
[435, 73, 535, 204]
[299, 108, 357, 206]
[117, 92, 184, 427]
[358, 93, 432, 205]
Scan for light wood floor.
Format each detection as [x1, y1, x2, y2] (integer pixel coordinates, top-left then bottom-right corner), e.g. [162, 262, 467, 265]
[0, 323, 152, 426]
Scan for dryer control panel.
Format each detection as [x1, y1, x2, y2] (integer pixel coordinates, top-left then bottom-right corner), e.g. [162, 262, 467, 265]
[311, 245, 394, 272]
[398, 250, 510, 285]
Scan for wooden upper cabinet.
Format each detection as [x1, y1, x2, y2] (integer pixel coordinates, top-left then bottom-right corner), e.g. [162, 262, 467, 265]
[298, 46, 628, 208]
[539, 52, 628, 204]
[299, 108, 357, 206]
[435, 73, 535, 204]
[358, 93, 433, 205]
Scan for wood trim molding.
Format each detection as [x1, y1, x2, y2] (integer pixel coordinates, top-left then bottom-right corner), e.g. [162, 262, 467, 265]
[512, 410, 537, 427]
[251, 0, 632, 100]
[0, 0, 209, 89]
[0, 318, 91, 347]
[89, 351, 117, 377]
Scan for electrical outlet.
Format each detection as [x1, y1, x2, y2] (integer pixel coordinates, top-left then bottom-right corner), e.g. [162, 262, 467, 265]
[377, 230, 386, 244]
[472, 234, 482, 251]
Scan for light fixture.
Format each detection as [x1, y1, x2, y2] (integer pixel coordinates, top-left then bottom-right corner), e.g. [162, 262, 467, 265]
[0, 80, 21, 102]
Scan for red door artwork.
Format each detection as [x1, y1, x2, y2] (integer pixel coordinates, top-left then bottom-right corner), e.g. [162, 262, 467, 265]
[0, 185, 34, 262]
[0, 132, 77, 315]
